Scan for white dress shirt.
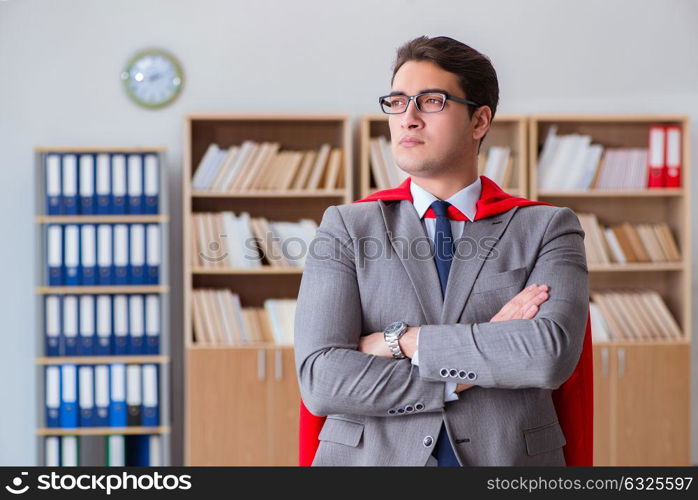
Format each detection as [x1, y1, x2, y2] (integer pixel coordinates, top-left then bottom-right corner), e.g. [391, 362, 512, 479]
[408, 177, 482, 402]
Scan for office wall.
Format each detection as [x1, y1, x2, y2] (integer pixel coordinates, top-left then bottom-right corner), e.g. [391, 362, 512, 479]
[1, 0, 696, 465]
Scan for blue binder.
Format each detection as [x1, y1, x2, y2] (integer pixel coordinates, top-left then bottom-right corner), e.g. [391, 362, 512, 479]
[59, 365, 78, 428]
[95, 295, 111, 356]
[78, 366, 95, 427]
[125, 435, 151, 466]
[46, 154, 62, 215]
[77, 295, 95, 356]
[126, 365, 142, 427]
[144, 154, 159, 214]
[63, 225, 80, 286]
[145, 295, 160, 355]
[111, 155, 127, 214]
[95, 154, 111, 214]
[62, 296, 79, 356]
[80, 225, 97, 286]
[127, 154, 144, 214]
[47, 225, 63, 286]
[97, 225, 113, 285]
[141, 365, 159, 427]
[145, 225, 160, 284]
[45, 296, 61, 356]
[128, 295, 144, 355]
[79, 154, 95, 215]
[62, 154, 79, 216]
[109, 364, 127, 427]
[45, 366, 61, 427]
[112, 295, 129, 355]
[94, 365, 110, 426]
[130, 224, 145, 284]
[113, 224, 129, 285]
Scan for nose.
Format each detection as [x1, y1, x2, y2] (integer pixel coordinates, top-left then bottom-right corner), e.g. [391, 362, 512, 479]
[400, 98, 425, 130]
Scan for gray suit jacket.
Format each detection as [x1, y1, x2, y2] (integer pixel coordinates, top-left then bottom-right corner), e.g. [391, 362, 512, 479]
[293, 197, 588, 466]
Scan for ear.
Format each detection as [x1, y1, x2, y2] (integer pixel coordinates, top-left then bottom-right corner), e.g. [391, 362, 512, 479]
[471, 106, 492, 142]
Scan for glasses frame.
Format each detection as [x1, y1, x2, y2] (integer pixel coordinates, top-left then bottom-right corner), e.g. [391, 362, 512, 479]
[378, 92, 481, 114]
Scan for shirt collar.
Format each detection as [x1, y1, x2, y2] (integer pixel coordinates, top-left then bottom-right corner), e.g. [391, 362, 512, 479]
[410, 177, 481, 220]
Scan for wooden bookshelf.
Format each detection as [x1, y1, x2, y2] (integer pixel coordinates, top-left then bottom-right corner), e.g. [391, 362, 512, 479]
[183, 113, 352, 465]
[528, 114, 691, 466]
[34, 147, 171, 466]
[359, 113, 528, 199]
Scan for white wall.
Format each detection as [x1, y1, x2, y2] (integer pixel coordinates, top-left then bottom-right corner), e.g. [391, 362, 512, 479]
[1, 0, 696, 465]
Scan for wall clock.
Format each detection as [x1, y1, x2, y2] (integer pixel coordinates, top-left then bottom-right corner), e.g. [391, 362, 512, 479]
[121, 49, 184, 109]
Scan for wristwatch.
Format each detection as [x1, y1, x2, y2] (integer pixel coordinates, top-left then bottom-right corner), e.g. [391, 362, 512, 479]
[383, 321, 409, 359]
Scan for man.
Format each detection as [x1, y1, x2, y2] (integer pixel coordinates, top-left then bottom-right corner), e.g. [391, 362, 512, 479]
[294, 35, 589, 466]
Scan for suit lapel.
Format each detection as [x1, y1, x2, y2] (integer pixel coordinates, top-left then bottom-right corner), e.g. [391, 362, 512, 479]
[379, 199, 443, 325]
[441, 207, 519, 324]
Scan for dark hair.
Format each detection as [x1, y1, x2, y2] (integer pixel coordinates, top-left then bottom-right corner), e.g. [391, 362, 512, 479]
[392, 36, 499, 148]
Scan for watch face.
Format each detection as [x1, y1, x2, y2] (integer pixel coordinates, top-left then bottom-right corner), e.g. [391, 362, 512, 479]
[385, 321, 406, 335]
[121, 49, 183, 108]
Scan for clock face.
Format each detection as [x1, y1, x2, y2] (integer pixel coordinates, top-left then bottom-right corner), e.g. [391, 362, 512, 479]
[121, 49, 183, 108]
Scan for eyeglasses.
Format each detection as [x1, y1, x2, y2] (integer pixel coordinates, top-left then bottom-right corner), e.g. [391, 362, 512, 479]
[378, 92, 480, 114]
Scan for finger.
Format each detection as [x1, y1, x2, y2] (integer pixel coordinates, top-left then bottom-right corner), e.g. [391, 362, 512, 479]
[522, 303, 538, 319]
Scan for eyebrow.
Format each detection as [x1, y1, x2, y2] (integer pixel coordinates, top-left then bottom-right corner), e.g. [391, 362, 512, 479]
[389, 88, 451, 96]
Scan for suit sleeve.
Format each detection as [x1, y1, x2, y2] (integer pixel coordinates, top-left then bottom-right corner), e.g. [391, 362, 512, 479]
[294, 205, 448, 417]
[416, 207, 589, 390]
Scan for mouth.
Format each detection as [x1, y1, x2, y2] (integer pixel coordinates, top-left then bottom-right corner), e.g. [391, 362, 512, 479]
[399, 138, 424, 147]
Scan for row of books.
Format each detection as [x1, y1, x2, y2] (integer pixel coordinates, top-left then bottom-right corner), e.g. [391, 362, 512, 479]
[590, 290, 682, 341]
[192, 289, 295, 345]
[47, 224, 161, 286]
[577, 215, 681, 265]
[477, 146, 514, 188]
[192, 141, 345, 192]
[45, 295, 160, 357]
[536, 124, 682, 190]
[44, 435, 162, 466]
[192, 212, 317, 268]
[45, 364, 159, 428]
[368, 136, 407, 190]
[45, 153, 160, 215]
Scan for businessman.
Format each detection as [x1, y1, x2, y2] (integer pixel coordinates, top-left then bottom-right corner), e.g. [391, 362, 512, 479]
[294, 35, 590, 466]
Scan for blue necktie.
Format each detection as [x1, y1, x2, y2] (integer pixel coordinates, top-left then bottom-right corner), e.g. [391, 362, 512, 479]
[429, 200, 460, 466]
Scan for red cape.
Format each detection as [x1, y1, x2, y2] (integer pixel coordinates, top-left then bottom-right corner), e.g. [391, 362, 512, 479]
[299, 176, 593, 466]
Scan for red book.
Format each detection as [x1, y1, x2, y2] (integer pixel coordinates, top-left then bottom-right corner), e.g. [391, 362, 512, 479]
[647, 125, 665, 188]
[664, 125, 682, 188]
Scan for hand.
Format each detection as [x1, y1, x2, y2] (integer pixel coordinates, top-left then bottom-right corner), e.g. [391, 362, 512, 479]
[490, 284, 549, 322]
[457, 284, 550, 393]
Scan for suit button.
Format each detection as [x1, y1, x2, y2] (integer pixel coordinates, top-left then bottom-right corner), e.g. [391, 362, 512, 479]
[415, 403, 424, 411]
[388, 409, 396, 415]
[467, 371, 477, 380]
[405, 405, 414, 413]
[440, 368, 449, 377]
[397, 407, 405, 414]
[458, 370, 467, 379]
[449, 369, 458, 377]
[423, 436, 434, 447]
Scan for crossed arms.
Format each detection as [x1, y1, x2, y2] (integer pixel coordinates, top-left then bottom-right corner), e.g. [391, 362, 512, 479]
[293, 205, 588, 417]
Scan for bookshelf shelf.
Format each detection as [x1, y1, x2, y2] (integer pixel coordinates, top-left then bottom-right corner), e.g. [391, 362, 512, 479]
[191, 190, 346, 198]
[36, 286, 169, 295]
[35, 147, 171, 466]
[538, 189, 684, 198]
[35, 215, 169, 224]
[588, 262, 684, 272]
[36, 355, 169, 365]
[184, 113, 352, 465]
[37, 426, 171, 437]
[529, 114, 691, 466]
[191, 267, 303, 275]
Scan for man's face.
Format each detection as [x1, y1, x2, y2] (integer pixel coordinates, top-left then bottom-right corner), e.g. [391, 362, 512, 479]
[388, 60, 478, 177]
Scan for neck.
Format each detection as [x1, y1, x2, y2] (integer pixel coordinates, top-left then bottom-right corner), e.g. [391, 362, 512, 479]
[410, 166, 479, 200]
